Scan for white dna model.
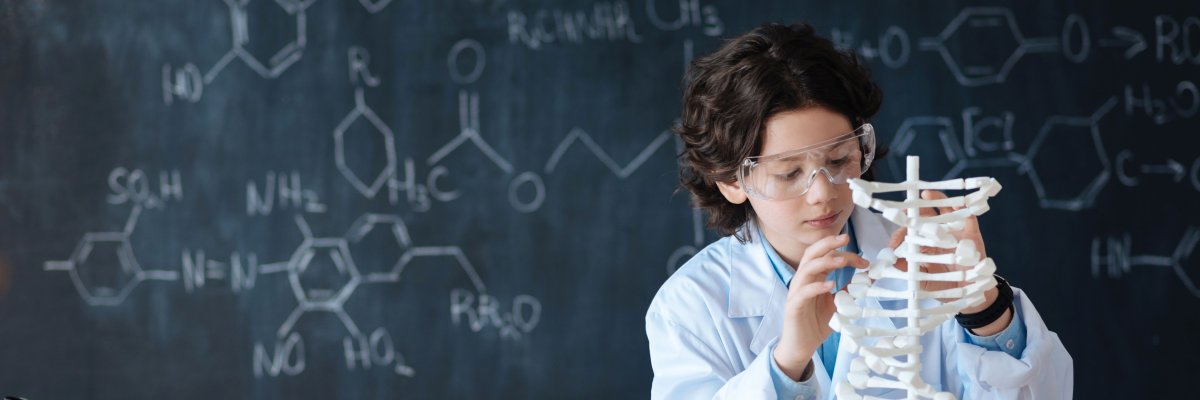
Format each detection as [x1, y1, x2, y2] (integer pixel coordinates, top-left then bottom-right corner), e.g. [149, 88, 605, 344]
[830, 156, 1002, 400]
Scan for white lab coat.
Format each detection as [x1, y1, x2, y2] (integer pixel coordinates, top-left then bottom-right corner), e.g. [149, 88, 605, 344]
[646, 207, 1073, 399]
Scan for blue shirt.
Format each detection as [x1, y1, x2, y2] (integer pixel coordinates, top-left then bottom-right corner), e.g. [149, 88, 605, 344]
[760, 222, 1027, 397]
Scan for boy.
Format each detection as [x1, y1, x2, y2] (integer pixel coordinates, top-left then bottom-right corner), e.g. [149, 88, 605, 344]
[646, 23, 1071, 399]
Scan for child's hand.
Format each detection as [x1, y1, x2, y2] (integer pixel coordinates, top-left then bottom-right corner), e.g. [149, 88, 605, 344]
[772, 233, 869, 380]
[886, 190, 994, 314]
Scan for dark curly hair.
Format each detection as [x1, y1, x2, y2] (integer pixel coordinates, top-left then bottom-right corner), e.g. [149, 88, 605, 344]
[675, 23, 885, 239]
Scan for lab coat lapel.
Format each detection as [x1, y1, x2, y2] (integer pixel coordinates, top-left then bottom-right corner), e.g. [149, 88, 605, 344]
[728, 220, 780, 319]
[728, 220, 788, 357]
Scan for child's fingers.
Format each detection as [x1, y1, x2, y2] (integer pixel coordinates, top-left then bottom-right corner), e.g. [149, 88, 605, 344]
[921, 190, 956, 215]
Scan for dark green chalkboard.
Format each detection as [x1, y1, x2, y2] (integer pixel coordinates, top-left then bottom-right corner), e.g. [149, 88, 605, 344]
[1, 0, 1197, 398]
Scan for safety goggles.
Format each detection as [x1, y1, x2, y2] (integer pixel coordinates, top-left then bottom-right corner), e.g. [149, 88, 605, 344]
[738, 123, 876, 200]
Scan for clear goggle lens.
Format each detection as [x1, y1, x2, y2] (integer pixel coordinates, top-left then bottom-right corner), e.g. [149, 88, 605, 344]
[738, 123, 875, 200]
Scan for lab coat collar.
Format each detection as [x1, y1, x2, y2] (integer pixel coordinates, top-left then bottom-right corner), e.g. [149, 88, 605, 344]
[726, 218, 778, 319]
[738, 207, 897, 358]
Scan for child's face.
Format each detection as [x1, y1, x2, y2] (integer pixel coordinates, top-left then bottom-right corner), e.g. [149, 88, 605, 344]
[743, 106, 857, 259]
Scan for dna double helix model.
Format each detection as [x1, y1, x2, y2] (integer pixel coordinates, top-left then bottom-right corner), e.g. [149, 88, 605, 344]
[831, 156, 1002, 400]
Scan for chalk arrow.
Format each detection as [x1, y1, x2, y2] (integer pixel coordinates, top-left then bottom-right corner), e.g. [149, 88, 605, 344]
[1099, 26, 1147, 59]
[1141, 158, 1185, 182]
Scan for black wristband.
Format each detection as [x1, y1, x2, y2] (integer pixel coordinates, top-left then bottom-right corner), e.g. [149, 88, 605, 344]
[955, 275, 1013, 330]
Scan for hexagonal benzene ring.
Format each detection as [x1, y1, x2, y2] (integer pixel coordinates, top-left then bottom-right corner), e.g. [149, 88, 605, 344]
[1023, 117, 1110, 210]
[920, 7, 1026, 86]
[886, 116, 966, 180]
[345, 214, 411, 277]
[334, 89, 398, 199]
[287, 238, 361, 307]
[67, 233, 144, 306]
[224, 0, 309, 78]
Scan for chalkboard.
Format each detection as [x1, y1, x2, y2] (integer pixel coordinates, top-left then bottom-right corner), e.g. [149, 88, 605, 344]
[1, 0, 1197, 398]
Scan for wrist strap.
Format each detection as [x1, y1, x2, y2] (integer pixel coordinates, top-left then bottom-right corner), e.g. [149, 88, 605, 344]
[956, 274, 1013, 330]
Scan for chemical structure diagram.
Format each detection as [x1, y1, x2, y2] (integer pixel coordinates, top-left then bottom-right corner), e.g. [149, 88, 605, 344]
[832, 7, 1200, 86]
[162, 0, 398, 105]
[160, 0, 717, 279]
[332, 40, 675, 215]
[1092, 227, 1200, 298]
[43, 199, 543, 378]
[341, 40, 692, 276]
[886, 86, 1200, 213]
[55, 6, 692, 379]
